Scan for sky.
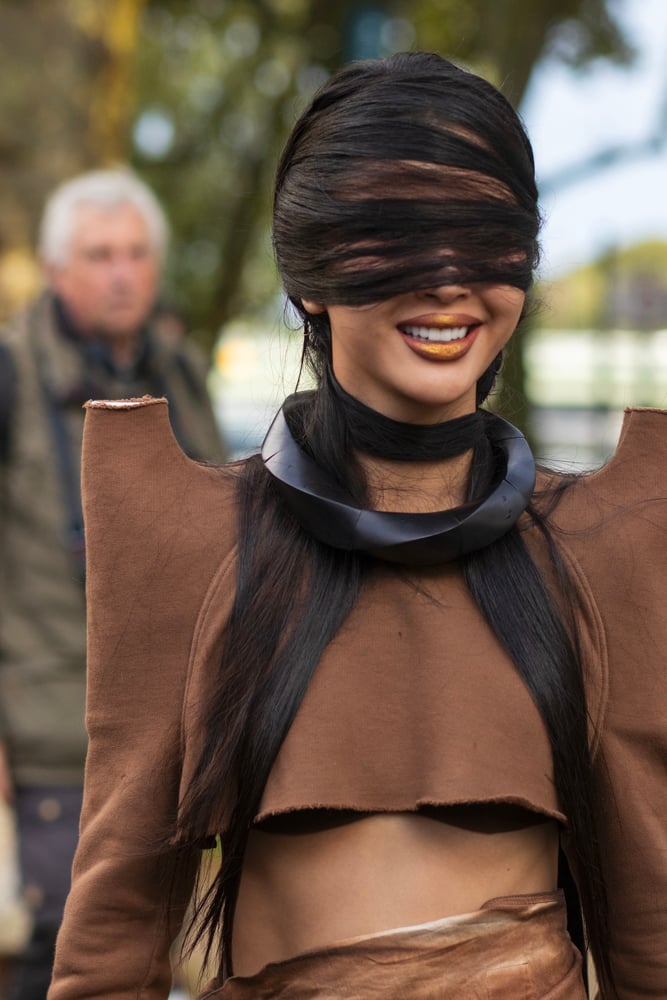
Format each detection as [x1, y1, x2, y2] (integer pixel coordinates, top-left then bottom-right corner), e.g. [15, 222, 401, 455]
[521, 0, 667, 277]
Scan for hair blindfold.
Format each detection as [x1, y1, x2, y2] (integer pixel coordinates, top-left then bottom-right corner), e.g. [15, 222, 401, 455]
[275, 157, 539, 307]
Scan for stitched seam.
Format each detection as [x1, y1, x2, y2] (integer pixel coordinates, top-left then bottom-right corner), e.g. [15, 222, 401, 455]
[137, 905, 171, 999]
[553, 540, 609, 761]
[180, 542, 239, 756]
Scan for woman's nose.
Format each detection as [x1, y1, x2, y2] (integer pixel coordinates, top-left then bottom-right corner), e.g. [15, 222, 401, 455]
[415, 283, 471, 304]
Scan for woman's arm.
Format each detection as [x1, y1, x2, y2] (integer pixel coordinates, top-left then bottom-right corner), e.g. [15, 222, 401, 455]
[49, 398, 235, 1000]
[592, 542, 667, 998]
[564, 409, 667, 998]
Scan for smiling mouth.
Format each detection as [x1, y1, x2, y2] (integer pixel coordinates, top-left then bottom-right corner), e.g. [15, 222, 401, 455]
[397, 314, 481, 360]
[398, 313, 481, 341]
[400, 323, 473, 344]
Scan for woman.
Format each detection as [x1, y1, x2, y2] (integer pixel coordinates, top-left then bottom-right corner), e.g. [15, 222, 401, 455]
[49, 53, 666, 999]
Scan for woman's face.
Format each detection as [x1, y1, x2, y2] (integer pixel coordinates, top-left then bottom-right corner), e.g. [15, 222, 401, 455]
[303, 281, 525, 424]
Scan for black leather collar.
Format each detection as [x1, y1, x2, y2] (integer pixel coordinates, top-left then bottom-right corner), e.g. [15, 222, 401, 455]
[261, 394, 536, 566]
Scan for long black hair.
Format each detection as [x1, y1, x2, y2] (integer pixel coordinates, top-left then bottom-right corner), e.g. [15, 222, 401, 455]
[178, 52, 614, 995]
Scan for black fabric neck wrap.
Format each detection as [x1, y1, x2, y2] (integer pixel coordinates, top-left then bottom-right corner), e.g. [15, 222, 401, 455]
[262, 392, 536, 566]
[328, 372, 485, 461]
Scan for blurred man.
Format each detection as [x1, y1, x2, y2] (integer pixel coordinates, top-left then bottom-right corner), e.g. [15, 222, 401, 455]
[0, 168, 226, 1000]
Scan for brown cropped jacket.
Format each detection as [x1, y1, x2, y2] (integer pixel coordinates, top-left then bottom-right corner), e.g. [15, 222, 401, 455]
[48, 398, 667, 999]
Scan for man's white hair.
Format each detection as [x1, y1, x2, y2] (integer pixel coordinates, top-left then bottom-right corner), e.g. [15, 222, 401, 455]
[39, 167, 169, 267]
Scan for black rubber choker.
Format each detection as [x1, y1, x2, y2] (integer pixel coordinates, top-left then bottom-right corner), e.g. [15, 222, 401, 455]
[261, 392, 536, 566]
[328, 373, 485, 461]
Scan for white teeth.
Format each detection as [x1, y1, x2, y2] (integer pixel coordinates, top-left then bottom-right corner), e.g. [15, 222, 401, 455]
[402, 325, 470, 343]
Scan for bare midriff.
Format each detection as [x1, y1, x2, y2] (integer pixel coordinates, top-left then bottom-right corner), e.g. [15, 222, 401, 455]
[232, 807, 560, 976]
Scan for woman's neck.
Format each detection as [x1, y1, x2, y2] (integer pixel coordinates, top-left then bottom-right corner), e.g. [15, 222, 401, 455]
[358, 448, 474, 513]
[325, 371, 482, 512]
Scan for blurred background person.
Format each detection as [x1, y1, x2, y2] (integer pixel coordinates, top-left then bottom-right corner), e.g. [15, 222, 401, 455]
[0, 166, 226, 1000]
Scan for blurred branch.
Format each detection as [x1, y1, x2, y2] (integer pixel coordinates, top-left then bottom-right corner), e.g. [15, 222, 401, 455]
[541, 132, 667, 194]
[0, 0, 643, 353]
[86, 0, 149, 162]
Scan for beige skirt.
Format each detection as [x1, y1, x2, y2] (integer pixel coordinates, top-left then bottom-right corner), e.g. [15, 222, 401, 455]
[202, 890, 586, 999]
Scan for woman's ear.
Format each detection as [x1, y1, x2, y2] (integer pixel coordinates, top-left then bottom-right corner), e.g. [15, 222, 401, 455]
[301, 299, 327, 315]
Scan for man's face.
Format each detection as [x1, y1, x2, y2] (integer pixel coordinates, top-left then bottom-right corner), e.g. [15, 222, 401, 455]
[46, 201, 160, 337]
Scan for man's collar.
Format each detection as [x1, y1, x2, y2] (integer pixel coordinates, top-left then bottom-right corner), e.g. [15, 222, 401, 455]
[52, 295, 85, 345]
[51, 294, 151, 378]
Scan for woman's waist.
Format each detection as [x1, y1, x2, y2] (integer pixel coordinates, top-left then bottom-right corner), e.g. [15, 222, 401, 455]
[213, 888, 584, 999]
[232, 807, 560, 976]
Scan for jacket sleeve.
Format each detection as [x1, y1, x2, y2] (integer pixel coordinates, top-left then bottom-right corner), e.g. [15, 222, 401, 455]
[592, 525, 667, 998]
[570, 410, 667, 998]
[48, 398, 234, 1000]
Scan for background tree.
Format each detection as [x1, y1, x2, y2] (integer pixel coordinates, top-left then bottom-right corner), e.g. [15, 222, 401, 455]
[541, 239, 667, 331]
[0, 0, 146, 314]
[129, 0, 634, 346]
[0, 0, 641, 434]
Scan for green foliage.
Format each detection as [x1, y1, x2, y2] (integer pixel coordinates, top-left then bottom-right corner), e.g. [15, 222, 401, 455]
[133, 0, 346, 339]
[129, 0, 633, 349]
[0, 0, 637, 372]
[540, 241, 667, 330]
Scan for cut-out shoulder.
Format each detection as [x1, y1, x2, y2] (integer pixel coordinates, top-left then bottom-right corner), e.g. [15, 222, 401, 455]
[85, 395, 166, 409]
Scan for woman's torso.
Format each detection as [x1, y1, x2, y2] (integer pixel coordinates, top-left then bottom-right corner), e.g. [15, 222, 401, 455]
[233, 808, 559, 974]
[186, 531, 577, 976]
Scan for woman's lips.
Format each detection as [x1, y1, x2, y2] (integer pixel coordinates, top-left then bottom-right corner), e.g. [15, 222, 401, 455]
[398, 313, 481, 361]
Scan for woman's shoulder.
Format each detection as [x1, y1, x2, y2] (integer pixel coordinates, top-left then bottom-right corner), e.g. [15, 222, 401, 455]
[594, 406, 667, 494]
[82, 396, 243, 565]
[530, 408, 667, 634]
[82, 393, 240, 482]
[535, 406, 667, 520]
